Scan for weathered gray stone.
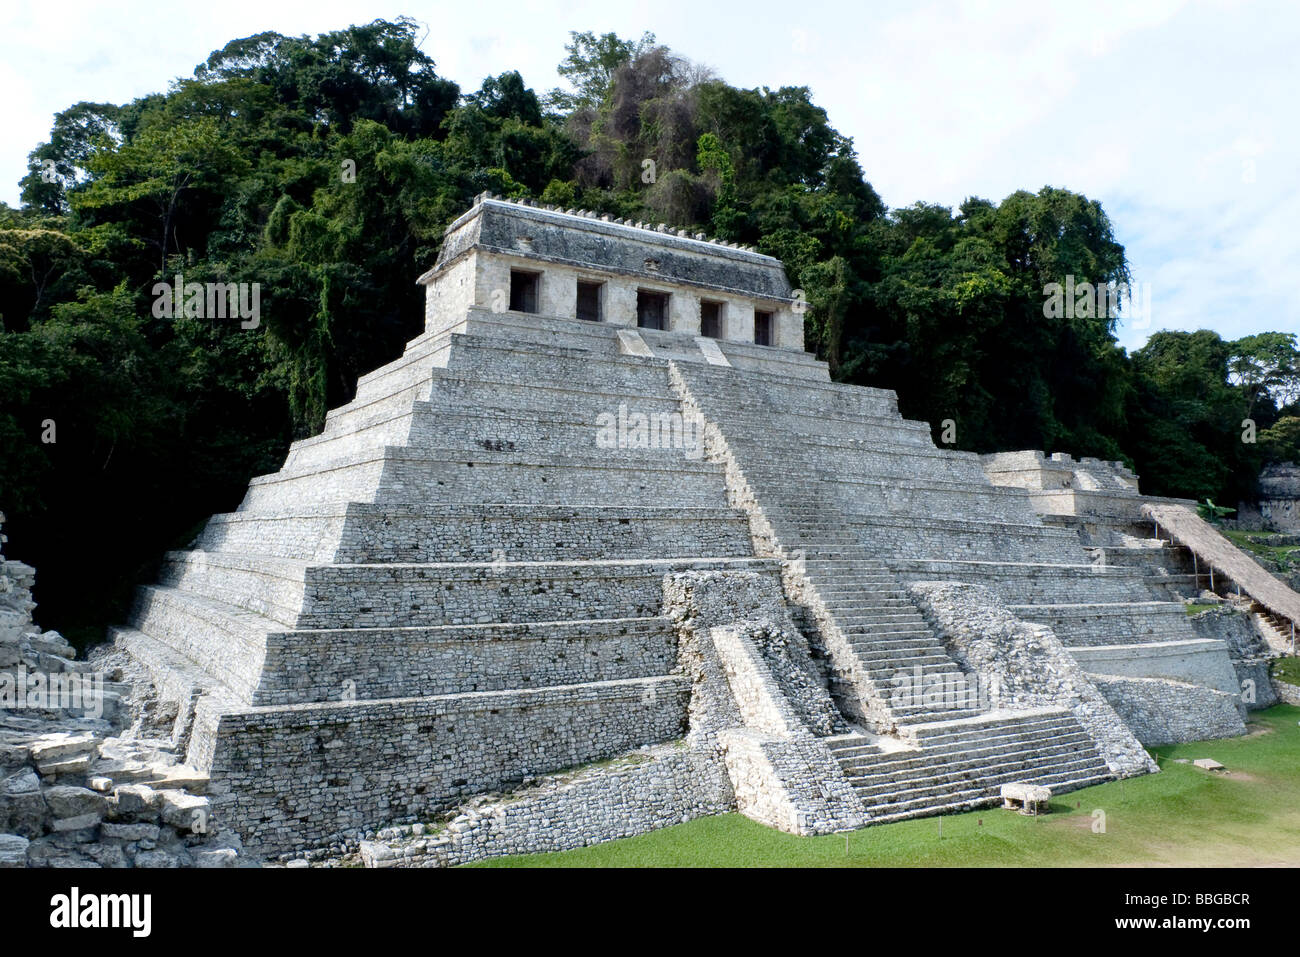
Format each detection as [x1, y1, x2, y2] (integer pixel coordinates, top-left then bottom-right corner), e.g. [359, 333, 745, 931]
[159, 791, 209, 832]
[134, 848, 182, 868]
[0, 790, 46, 838]
[77, 197, 1299, 864]
[1, 769, 40, 795]
[111, 784, 160, 819]
[193, 848, 238, 868]
[100, 822, 161, 842]
[44, 786, 107, 823]
[0, 833, 29, 867]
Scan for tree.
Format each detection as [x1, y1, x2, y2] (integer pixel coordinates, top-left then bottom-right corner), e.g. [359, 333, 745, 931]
[1229, 332, 1300, 416]
[19, 102, 122, 214]
[74, 118, 249, 272]
[547, 30, 656, 113]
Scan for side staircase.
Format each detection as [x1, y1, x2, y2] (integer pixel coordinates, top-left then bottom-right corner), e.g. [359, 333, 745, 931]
[825, 709, 1111, 822]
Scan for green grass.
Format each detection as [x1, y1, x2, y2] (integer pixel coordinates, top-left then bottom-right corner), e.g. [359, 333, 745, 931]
[472, 706, 1300, 867]
[1221, 530, 1300, 566]
[1184, 603, 1220, 615]
[1272, 658, 1300, 687]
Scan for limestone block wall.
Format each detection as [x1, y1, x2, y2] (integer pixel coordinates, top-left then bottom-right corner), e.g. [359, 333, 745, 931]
[254, 618, 679, 706]
[1271, 679, 1300, 706]
[981, 451, 1079, 490]
[191, 677, 691, 852]
[203, 503, 754, 568]
[330, 504, 753, 564]
[1089, 675, 1246, 745]
[893, 559, 1177, 605]
[425, 239, 798, 350]
[359, 743, 733, 867]
[1067, 640, 1241, 696]
[1015, 603, 1197, 647]
[423, 254, 477, 336]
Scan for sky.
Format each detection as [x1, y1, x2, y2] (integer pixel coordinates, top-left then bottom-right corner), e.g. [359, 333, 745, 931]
[1, 0, 1295, 350]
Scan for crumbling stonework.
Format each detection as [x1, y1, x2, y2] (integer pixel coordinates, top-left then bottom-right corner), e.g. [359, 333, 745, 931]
[1271, 679, 1300, 706]
[907, 581, 1157, 774]
[1186, 605, 1278, 709]
[358, 743, 731, 868]
[1239, 463, 1300, 531]
[980, 451, 1300, 731]
[662, 570, 867, 835]
[0, 515, 244, 867]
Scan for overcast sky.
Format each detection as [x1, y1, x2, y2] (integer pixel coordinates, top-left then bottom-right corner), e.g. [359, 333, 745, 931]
[2, 0, 1295, 350]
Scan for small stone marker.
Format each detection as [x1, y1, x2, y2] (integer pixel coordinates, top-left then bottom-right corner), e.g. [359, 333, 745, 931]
[615, 328, 655, 358]
[694, 336, 731, 367]
[1193, 758, 1226, 772]
[1000, 782, 1052, 815]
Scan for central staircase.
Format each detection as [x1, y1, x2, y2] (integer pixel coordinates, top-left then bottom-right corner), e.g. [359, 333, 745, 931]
[670, 360, 1117, 818]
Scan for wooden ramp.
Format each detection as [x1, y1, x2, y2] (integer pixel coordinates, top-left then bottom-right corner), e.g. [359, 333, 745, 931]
[1142, 502, 1300, 644]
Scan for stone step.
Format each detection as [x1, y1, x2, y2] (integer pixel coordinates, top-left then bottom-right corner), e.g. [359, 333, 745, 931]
[845, 751, 1105, 798]
[830, 611, 927, 625]
[854, 762, 1111, 819]
[842, 727, 1096, 775]
[239, 446, 730, 511]
[848, 650, 954, 668]
[841, 724, 1105, 774]
[822, 735, 884, 757]
[891, 706, 988, 725]
[202, 503, 753, 564]
[837, 623, 935, 637]
[865, 771, 1114, 824]
[253, 616, 682, 705]
[903, 711, 1079, 745]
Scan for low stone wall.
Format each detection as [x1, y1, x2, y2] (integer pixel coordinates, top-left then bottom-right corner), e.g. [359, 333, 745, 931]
[1271, 679, 1300, 706]
[193, 677, 690, 854]
[359, 743, 731, 867]
[1015, 602, 1197, 648]
[1090, 675, 1246, 744]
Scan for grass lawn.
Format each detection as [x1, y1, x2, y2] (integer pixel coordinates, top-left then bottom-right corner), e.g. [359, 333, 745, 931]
[474, 705, 1300, 867]
[1273, 658, 1300, 687]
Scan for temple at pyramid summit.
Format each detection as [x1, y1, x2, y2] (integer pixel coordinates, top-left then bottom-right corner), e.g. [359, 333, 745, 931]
[106, 193, 1295, 862]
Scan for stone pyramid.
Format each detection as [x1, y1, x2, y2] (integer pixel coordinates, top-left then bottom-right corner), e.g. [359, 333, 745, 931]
[114, 195, 1236, 856]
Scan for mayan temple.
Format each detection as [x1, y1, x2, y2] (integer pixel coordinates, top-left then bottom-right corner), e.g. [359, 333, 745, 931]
[101, 194, 1294, 863]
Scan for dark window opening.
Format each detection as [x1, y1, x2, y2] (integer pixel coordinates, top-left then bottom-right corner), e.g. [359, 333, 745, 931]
[577, 281, 602, 322]
[700, 301, 722, 339]
[637, 290, 668, 330]
[754, 310, 773, 346]
[510, 270, 539, 313]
